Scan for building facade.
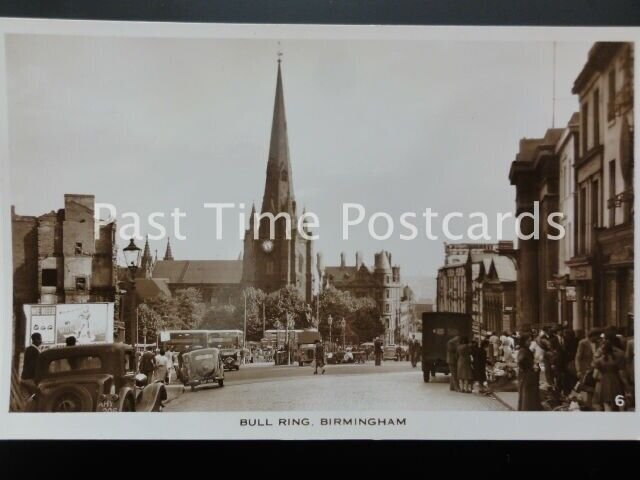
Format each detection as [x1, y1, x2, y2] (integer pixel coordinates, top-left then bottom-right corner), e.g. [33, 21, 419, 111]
[510, 42, 634, 334]
[11, 194, 118, 358]
[321, 251, 403, 345]
[436, 242, 516, 336]
[570, 42, 634, 333]
[150, 60, 315, 306]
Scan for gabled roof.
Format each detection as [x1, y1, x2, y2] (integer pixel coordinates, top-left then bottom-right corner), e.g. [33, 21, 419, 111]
[153, 260, 243, 285]
[489, 256, 517, 283]
[324, 264, 377, 287]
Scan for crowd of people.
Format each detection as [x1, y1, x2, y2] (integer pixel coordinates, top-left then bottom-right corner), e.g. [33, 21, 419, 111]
[445, 323, 635, 411]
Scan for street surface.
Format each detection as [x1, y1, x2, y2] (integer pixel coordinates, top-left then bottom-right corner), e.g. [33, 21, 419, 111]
[165, 361, 509, 411]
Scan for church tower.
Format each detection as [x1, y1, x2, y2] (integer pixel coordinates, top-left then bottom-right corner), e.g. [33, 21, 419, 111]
[242, 56, 313, 303]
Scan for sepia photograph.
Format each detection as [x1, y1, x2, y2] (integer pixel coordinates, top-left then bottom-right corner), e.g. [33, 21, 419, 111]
[0, 20, 637, 439]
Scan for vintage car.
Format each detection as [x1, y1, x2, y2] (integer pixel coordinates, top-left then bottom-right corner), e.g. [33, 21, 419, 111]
[218, 347, 241, 371]
[296, 331, 321, 366]
[25, 343, 167, 412]
[383, 345, 399, 361]
[181, 347, 225, 391]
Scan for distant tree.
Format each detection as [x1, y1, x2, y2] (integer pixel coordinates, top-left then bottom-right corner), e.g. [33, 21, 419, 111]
[349, 296, 384, 343]
[174, 288, 206, 329]
[264, 284, 307, 330]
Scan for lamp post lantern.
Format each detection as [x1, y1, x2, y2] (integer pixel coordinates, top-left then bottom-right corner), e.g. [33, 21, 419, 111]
[123, 238, 142, 347]
[339, 317, 346, 348]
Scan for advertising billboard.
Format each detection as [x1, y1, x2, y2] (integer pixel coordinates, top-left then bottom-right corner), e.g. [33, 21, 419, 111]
[23, 303, 115, 348]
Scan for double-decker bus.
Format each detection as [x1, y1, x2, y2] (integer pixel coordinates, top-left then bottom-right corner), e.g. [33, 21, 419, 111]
[160, 329, 244, 370]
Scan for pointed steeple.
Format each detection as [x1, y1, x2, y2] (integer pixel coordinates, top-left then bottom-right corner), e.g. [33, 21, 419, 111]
[140, 235, 153, 279]
[163, 238, 174, 261]
[249, 202, 257, 228]
[261, 57, 295, 216]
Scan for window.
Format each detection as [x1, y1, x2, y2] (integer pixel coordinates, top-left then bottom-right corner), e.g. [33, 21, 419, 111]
[609, 160, 617, 226]
[386, 290, 390, 299]
[75, 277, 87, 291]
[385, 304, 390, 313]
[48, 356, 102, 374]
[579, 186, 587, 254]
[581, 101, 589, 154]
[75, 242, 83, 255]
[593, 89, 600, 146]
[592, 178, 600, 232]
[608, 68, 617, 120]
[42, 269, 57, 287]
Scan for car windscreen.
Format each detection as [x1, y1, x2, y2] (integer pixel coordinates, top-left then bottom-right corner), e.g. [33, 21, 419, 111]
[47, 355, 103, 374]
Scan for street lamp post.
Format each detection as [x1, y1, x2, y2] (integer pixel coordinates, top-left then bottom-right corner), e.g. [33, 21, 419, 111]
[286, 314, 295, 365]
[242, 290, 248, 348]
[339, 317, 346, 348]
[122, 238, 142, 348]
[327, 314, 333, 348]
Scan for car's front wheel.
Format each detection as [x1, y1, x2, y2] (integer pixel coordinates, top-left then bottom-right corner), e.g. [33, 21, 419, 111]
[218, 378, 224, 387]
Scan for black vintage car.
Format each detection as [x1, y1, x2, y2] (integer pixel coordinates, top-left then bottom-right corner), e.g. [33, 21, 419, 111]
[25, 343, 167, 412]
[422, 312, 472, 383]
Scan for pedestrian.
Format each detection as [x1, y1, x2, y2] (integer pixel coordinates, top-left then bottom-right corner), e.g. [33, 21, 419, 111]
[501, 331, 514, 363]
[446, 335, 460, 391]
[138, 346, 156, 384]
[65, 336, 77, 347]
[20, 332, 42, 395]
[488, 332, 500, 365]
[593, 340, 627, 412]
[575, 329, 599, 408]
[409, 334, 418, 367]
[472, 339, 488, 391]
[314, 339, 326, 375]
[374, 337, 383, 366]
[549, 326, 567, 396]
[624, 322, 634, 409]
[165, 348, 174, 383]
[563, 328, 578, 395]
[154, 348, 168, 383]
[517, 334, 542, 411]
[456, 337, 473, 393]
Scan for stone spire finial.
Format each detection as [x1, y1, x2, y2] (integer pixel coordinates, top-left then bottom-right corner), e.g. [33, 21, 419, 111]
[163, 237, 174, 261]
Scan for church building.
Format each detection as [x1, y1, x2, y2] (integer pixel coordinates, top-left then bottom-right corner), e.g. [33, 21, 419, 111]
[150, 59, 315, 305]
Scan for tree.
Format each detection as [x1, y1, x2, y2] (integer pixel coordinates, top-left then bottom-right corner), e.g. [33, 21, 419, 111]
[349, 296, 384, 343]
[175, 288, 205, 329]
[137, 287, 205, 343]
[264, 284, 307, 330]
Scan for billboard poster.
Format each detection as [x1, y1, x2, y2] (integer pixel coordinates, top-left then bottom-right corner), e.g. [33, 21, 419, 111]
[23, 303, 114, 348]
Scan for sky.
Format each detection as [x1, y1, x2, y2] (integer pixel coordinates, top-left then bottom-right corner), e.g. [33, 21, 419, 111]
[6, 35, 591, 278]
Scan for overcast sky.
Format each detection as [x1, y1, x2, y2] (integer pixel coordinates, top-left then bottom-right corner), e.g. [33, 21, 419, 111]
[7, 35, 591, 277]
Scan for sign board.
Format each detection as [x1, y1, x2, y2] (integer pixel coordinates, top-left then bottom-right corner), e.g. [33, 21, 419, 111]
[159, 331, 171, 342]
[24, 303, 114, 348]
[566, 286, 577, 302]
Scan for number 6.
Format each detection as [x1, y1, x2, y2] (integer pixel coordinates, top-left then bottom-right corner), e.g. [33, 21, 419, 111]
[615, 395, 625, 407]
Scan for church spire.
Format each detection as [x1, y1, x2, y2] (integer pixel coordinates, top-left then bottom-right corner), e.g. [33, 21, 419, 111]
[260, 56, 295, 216]
[140, 235, 153, 279]
[163, 237, 174, 261]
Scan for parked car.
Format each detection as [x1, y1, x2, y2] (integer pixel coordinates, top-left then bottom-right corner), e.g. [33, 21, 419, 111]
[181, 347, 225, 391]
[383, 345, 399, 361]
[25, 343, 166, 412]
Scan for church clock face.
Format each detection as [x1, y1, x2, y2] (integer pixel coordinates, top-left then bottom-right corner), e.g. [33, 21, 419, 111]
[261, 239, 274, 253]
